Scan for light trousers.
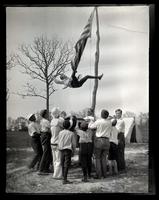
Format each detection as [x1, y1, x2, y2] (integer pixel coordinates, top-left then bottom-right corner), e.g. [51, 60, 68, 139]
[51, 144, 62, 178]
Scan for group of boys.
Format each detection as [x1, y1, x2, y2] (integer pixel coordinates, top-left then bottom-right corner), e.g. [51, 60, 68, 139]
[27, 108, 126, 184]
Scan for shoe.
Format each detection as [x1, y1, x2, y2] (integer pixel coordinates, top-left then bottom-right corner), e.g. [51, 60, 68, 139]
[93, 175, 101, 179]
[37, 171, 50, 175]
[63, 180, 71, 184]
[43, 169, 53, 173]
[52, 177, 62, 180]
[113, 171, 118, 176]
[98, 73, 103, 80]
[27, 167, 36, 172]
[82, 178, 89, 182]
[112, 172, 118, 176]
[119, 169, 126, 174]
[88, 175, 92, 179]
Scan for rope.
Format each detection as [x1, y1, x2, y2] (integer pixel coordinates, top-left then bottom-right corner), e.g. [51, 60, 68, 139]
[106, 23, 147, 34]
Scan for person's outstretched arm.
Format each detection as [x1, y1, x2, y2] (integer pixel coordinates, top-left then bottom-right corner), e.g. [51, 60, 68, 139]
[54, 78, 65, 85]
[88, 120, 97, 129]
[62, 85, 69, 89]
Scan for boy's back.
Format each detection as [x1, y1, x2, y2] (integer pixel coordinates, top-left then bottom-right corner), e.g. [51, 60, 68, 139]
[110, 126, 118, 145]
[58, 129, 76, 151]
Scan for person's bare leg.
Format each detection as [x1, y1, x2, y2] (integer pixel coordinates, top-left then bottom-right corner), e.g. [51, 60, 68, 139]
[71, 69, 77, 79]
[98, 73, 103, 80]
[78, 73, 103, 87]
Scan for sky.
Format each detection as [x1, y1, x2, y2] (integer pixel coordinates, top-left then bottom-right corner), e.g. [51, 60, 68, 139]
[6, 6, 149, 119]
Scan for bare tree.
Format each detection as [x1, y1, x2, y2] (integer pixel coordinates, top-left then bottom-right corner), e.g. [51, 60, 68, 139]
[7, 55, 16, 100]
[7, 56, 15, 70]
[14, 35, 73, 114]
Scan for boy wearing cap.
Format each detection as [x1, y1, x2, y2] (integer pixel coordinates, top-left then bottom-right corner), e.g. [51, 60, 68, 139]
[27, 114, 43, 171]
[38, 109, 52, 175]
[77, 121, 94, 182]
[58, 120, 76, 184]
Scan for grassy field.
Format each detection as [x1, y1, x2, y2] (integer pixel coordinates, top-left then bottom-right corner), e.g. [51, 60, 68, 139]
[6, 131, 150, 194]
[7, 131, 31, 149]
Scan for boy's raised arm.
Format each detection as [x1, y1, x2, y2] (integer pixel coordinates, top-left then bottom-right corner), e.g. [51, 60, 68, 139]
[88, 120, 97, 129]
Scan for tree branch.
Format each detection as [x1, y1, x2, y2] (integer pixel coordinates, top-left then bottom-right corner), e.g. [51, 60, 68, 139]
[11, 35, 73, 112]
[16, 82, 47, 99]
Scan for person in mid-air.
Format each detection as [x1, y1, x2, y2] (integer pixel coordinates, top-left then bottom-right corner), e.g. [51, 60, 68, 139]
[54, 68, 103, 89]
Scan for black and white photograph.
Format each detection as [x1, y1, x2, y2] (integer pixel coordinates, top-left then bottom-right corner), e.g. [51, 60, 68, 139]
[6, 5, 151, 193]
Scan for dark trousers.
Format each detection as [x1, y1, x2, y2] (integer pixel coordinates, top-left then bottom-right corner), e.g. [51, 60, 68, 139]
[71, 70, 100, 88]
[94, 137, 110, 178]
[39, 132, 52, 172]
[79, 142, 93, 178]
[117, 132, 126, 171]
[60, 149, 72, 181]
[29, 135, 43, 170]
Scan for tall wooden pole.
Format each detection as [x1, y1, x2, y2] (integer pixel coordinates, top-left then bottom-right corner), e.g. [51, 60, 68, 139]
[91, 7, 100, 118]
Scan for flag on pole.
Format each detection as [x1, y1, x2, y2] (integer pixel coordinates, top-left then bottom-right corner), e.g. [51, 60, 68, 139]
[71, 8, 95, 71]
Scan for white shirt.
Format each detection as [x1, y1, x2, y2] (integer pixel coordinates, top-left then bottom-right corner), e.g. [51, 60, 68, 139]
[51, 117, 64, 144]
[88, 118, 112, 138]
[63, 77, 72, 87]
[116, 118, 125, 133]
[58, 129, 76, 151]
[77, 129, 93, 143]
[40, 118, 51, 132]
[28, 122, 40, 137]
[109, 126, 118, 145]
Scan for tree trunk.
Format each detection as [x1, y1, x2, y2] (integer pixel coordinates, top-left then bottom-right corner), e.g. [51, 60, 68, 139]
[46, 80, 49, 119]
[91, 7, 100, 118]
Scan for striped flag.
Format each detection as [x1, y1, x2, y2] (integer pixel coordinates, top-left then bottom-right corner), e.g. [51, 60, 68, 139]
[71, 8, 95, 71]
